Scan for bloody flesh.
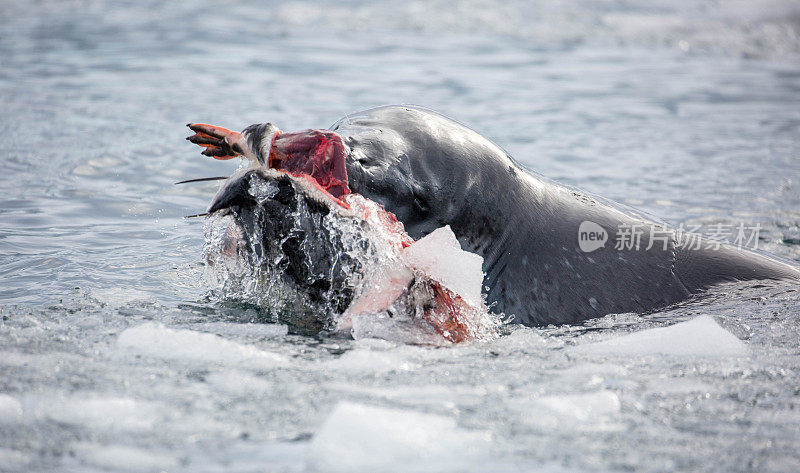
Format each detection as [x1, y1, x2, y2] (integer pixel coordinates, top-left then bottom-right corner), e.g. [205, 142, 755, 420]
[269, 130, 350, 199]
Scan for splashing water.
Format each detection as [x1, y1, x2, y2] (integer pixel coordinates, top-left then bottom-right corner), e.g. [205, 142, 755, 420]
[202, 170, 500, 344]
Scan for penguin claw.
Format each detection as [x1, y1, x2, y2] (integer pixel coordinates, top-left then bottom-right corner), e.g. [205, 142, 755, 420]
[187, 123, 235, 139]
[187, 123, 243, 160]
[187, 133, 221, 146]
[201, 147, 237, 160]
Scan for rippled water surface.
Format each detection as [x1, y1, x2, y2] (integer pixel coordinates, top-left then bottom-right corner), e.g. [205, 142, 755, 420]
[2, 1, 800, 472]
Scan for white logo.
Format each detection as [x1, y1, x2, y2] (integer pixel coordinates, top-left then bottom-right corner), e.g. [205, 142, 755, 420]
[578, 221, 607, 252]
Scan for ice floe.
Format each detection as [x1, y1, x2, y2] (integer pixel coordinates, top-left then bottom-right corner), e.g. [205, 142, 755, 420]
[572, 315, 747, 356]
[73, 443, 180, 473]
[307, 401, 490, 473]
[402, 225, 485, 308]
[41, 396, 159, 433]
[116, 322, 288, 368]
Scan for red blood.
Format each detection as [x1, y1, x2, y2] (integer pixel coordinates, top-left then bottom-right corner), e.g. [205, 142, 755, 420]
[423, 283, 474, 343]
[269, 129, 350, 198]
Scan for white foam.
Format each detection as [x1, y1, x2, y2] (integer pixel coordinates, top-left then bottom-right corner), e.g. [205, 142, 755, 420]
[88, 288, 157, 308]
[205, 370, 273, 397]
[487, 326, 554, 355]
[327, 382, 507, 409]
[517, 391, 621, 431]
[191, 321, 289, 338]
[0, 394, 23, 425]
[75, 443, 180, 473]
[308, 401, 490, 473]
[572, 316, 747, 357]
[548, 363, 631, 391]
[350, 314, 446, 346]
[646, 377, 715, 395]
[0, 350, 86, 369]
[326, 347, 418, 374]
[402, 225, 485, 307]
[116, 322, 288, 368]
[557, 362, 629, 378]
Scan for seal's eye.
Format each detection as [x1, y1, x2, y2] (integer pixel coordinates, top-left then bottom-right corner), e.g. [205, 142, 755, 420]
[353, 150, 374, 167]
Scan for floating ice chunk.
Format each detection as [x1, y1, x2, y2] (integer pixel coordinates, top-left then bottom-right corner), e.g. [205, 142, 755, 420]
[0, 394, 23, 425]
[517, 391, 621, 431]
[402, 225, 485, 307]
[345, 266, 414, 318]
[572, 316, 747, 357]
[117, 322, 288, 368]
[0, 448, 29, 471]
[42, 396, 158, 432]
[308, 401, 490, 473]
[75, 443, 180, 473]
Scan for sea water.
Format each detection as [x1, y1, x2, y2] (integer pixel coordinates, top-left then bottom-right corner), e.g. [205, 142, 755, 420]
[1, 1, 800, 471]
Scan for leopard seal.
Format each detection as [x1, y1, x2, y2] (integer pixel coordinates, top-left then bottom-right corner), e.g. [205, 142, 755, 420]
[188, 105, 800, 325]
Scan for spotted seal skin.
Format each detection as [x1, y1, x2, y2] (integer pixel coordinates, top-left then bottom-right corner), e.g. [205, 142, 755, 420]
[329, 106, 800, 325]
[193, 105, 800, 326]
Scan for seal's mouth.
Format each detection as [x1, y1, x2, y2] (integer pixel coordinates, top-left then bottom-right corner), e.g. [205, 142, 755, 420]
[186, 123, 350, 207]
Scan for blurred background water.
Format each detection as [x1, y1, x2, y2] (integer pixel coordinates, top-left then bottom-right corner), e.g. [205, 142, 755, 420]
[1, 1, 800, 472]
